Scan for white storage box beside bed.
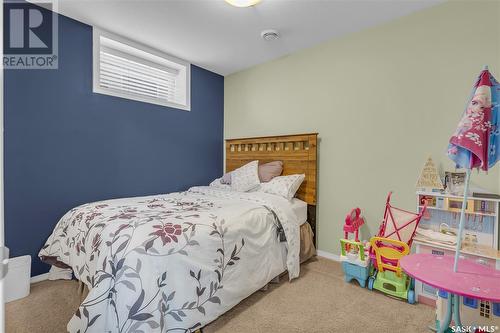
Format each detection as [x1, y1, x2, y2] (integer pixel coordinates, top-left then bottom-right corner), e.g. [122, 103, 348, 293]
[5, 255, 31, 302]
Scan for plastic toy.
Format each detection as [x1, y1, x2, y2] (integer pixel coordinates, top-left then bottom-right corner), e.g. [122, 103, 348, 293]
[370, 192, 427, 270]
[368, 237, 415, 303]
[436, 290, 500, 332]
[340, 208, 369, 287]
[367, 192, 427, 303]
[344, 208, 364, 242]
[340, 239, 370, 287]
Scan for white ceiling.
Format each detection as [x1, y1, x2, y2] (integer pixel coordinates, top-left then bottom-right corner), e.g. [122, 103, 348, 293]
[50, 0, 443, 76]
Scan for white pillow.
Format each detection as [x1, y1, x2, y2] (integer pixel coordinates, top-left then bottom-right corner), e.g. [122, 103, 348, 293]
[209, 178, 232, 190]
[230, 160, 261, 192]
[259, 174, 305, 200]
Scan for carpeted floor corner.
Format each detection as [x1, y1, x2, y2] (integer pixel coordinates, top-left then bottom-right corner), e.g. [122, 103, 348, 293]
[6, 257, 434, 332]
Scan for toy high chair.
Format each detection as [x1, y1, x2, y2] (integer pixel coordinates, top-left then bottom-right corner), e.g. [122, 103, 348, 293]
[367, 192, 427, 304]
[340, 208, 370, 287]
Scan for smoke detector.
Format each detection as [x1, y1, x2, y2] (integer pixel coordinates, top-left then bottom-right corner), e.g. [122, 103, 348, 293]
[261, 29, 280, 41]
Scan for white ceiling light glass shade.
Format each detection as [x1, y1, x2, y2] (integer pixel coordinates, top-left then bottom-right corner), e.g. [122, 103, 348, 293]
[224, 0, 261, 8]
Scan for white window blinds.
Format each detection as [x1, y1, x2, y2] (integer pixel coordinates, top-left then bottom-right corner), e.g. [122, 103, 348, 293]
[93, 30, 190, 110]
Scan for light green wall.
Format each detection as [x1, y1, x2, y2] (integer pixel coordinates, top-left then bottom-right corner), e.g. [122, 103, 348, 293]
[224, 1, 500, 255]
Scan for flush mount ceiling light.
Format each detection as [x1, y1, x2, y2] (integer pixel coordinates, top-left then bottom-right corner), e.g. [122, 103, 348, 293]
[224, 0, 261, 8]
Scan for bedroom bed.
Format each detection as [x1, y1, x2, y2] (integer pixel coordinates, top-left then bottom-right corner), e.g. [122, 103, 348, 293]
[39, 133, 318, 333]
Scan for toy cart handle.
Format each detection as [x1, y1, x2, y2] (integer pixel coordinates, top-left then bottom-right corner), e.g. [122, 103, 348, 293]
[370, 236, 409, 277]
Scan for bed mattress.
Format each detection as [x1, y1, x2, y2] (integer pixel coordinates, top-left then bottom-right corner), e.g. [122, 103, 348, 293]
[39, 186, 303, 332]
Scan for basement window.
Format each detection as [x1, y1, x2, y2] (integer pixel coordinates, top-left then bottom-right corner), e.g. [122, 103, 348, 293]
[93, 28, 190, 111]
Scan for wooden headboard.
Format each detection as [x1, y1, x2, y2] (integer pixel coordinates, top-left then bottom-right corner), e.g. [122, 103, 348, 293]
[225, 133, 318, 205]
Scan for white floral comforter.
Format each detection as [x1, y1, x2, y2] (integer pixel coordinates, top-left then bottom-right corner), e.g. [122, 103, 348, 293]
[39, 186, 301, 332]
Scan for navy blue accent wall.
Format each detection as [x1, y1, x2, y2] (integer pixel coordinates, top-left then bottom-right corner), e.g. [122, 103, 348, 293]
[4, 13, 224, 276]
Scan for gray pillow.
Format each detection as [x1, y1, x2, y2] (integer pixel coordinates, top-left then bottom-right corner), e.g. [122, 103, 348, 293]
[258, 161, 283, 182]
[222, 160, 283, 184]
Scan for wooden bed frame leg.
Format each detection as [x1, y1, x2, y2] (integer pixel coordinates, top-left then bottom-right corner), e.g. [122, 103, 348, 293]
[270, 275, 280, 284]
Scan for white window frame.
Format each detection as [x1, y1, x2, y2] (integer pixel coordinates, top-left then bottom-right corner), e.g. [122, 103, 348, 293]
[93, 28, 191, 111]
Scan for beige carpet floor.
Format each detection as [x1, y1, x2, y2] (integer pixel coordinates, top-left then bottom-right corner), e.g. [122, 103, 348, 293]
[6, 257, 434, 332]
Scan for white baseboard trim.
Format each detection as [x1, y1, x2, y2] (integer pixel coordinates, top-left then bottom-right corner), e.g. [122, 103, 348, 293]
[30, 273, 49, 284]
[316, 250, 341, 262]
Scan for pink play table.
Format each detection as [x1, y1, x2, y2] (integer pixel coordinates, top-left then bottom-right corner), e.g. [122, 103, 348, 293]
[400, 253, 500, 333]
